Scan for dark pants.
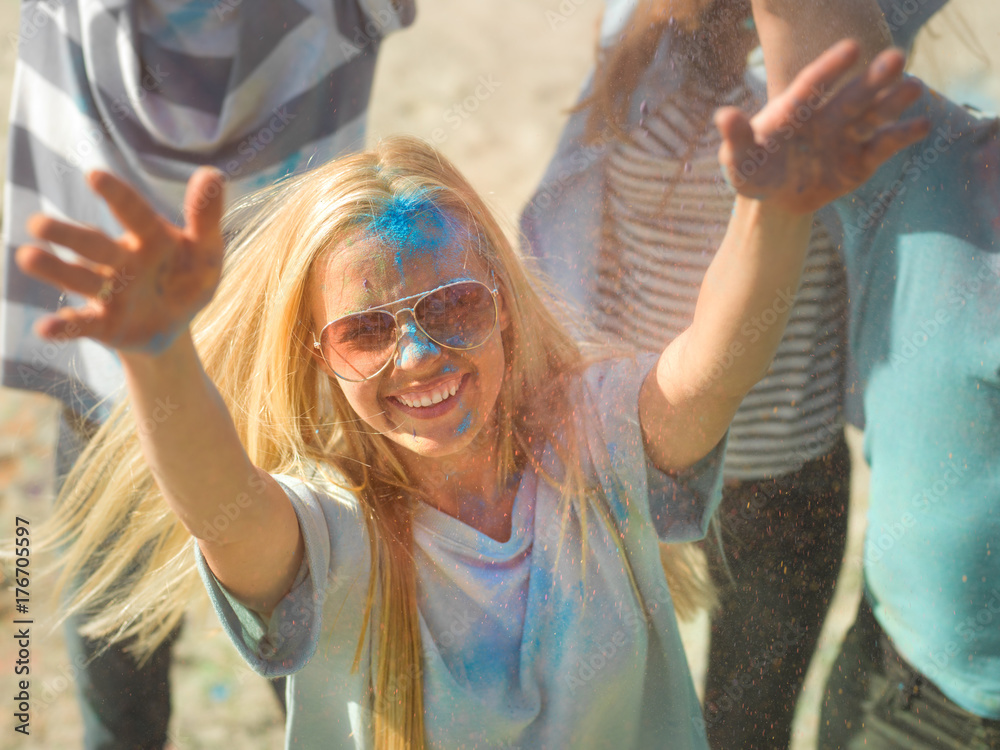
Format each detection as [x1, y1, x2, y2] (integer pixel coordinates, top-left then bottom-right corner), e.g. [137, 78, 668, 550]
[820, 596, 1000, 749]
[702, 436, 850, 750]
[56, 411, 285, 749]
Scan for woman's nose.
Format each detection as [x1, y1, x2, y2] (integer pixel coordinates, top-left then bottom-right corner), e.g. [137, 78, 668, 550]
[393, 315, 441, 370]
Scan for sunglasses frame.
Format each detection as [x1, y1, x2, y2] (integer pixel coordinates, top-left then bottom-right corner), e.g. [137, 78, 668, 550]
[313, 277, 500, 382]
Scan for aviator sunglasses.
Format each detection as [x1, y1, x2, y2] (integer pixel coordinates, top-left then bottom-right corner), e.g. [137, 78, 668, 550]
[313, 279, 500, 382]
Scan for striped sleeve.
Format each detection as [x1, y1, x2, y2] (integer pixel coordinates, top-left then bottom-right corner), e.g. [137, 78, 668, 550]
[1, 0, 414, 416]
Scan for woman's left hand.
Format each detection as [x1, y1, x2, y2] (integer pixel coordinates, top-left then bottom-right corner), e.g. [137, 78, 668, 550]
[716, 39, 929, 214]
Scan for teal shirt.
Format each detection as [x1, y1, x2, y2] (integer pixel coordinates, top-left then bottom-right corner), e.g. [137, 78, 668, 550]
[834, 86, 1000, 718]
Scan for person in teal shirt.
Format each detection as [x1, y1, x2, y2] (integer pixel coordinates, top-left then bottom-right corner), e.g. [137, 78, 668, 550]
[822, 71, 1000, 750]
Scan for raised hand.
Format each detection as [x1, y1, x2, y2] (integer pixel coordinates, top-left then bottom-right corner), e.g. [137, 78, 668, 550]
[716, 40, 930, 214]
[16, 167, 226, 354]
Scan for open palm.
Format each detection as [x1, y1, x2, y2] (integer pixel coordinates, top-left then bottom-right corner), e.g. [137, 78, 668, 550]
[717, 40, 929, 214]
[16, 168, 225, 353]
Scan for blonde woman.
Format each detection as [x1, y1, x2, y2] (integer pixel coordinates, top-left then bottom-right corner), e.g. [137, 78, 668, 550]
[15, 44, 922, 749]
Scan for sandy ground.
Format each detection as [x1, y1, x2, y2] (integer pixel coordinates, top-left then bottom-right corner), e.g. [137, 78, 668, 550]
[0, 1, 997, 748]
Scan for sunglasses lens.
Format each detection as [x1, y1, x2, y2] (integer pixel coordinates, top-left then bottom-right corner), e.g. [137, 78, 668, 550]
[415, 282, 497, 348]
[322, 310, 397, 380]
[318, 281, 498, 380]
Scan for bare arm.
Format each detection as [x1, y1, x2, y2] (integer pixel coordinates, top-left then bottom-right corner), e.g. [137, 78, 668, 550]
[751, 0, 891, 96]
[17, 169, 301, 616]
[639, 41, 929, 472]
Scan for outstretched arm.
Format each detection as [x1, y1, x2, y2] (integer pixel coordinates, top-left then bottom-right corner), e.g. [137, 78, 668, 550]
[751, 0, 891, 96]
[638, 41, 928, 472]
[16, 170, 302, 617]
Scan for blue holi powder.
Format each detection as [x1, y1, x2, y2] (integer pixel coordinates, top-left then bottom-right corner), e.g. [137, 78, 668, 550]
[143, 330, 175, 356]
[363, 194, 451, 272]
[394, 326, 441, 368]
[456, 411, 473, 435]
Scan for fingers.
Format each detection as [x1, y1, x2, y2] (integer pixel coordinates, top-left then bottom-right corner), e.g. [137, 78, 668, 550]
[833, 47, 908, 120]
[184, 166, 226, 245]
[863, 116, 932, 171]
[15, 244, 109, 298]
[87, 170, 171, 246]
[26, 214, 124, 267]
[780, 39, 862, 114]
[34, 306, 106, 342]
[715, 106, 756, 172]
[843, 78, 925, 141]
[867, 77, 925, 125]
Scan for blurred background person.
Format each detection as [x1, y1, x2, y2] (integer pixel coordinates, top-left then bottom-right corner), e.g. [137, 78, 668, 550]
[0, 1, 414, 747]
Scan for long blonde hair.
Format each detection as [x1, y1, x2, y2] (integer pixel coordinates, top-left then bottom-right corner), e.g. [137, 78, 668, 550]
[35, 136, 710, 748]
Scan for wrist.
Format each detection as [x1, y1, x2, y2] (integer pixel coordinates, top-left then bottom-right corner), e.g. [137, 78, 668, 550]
[120, 328, 197, 374]
[736, 194, 814, 230]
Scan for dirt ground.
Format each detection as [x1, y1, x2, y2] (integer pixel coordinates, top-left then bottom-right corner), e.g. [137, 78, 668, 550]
[0, 1, 997, 748]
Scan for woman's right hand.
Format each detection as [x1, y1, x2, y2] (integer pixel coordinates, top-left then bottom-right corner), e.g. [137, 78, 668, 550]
[16, 167, 225, 355]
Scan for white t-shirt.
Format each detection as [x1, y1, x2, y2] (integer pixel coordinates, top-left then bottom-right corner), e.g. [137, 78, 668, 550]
[196, 356, 726, 749]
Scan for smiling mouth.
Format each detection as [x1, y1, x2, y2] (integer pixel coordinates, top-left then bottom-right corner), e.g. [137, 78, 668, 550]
[392, 376, 463, 409]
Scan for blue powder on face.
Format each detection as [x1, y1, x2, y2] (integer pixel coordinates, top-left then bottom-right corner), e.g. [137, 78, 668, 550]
[363, 194, 451, 272]
[143, 330, 176, 355]
[394, 322, 441, 368]
[456, 411, 473, 435]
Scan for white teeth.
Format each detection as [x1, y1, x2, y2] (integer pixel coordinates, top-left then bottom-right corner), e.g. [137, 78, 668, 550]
[397, 380, 461, 408]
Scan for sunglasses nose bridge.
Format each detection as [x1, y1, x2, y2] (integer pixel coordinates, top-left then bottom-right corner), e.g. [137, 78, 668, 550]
[391, 306, 422, 339]
[390, 306, 442, 365]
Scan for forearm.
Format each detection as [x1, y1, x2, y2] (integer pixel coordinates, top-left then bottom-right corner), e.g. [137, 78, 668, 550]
[121, 331, 301, 612]
[643, 197, 812, 471]
[751, 0, 890, 95]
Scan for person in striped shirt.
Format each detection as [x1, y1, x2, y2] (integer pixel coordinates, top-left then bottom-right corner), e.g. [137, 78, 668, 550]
[521, 1, 934, 747]
[0, 1, 414, 747]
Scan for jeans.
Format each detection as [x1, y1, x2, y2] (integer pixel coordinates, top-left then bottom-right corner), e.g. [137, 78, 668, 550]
[702, 436, 851, 750]
[820, 596, 1000, 749]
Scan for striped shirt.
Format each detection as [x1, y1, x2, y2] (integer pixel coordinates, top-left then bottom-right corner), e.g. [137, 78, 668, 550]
[596, 79, 846, 480]
[1, 0, 414, 418]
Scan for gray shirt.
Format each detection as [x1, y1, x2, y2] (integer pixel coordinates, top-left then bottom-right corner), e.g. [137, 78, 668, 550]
[197, 357, 727, 749]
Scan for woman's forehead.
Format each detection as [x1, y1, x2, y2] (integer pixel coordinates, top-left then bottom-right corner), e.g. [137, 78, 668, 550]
[313, 235, 488, 313]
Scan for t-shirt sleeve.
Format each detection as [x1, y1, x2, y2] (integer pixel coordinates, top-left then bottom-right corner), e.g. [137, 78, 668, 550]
[194, 474, 370, 678]
[581, 355, 727, 543]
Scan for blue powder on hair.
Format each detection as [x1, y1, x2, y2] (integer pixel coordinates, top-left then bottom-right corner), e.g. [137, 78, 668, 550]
[363, 194, 451, 271]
